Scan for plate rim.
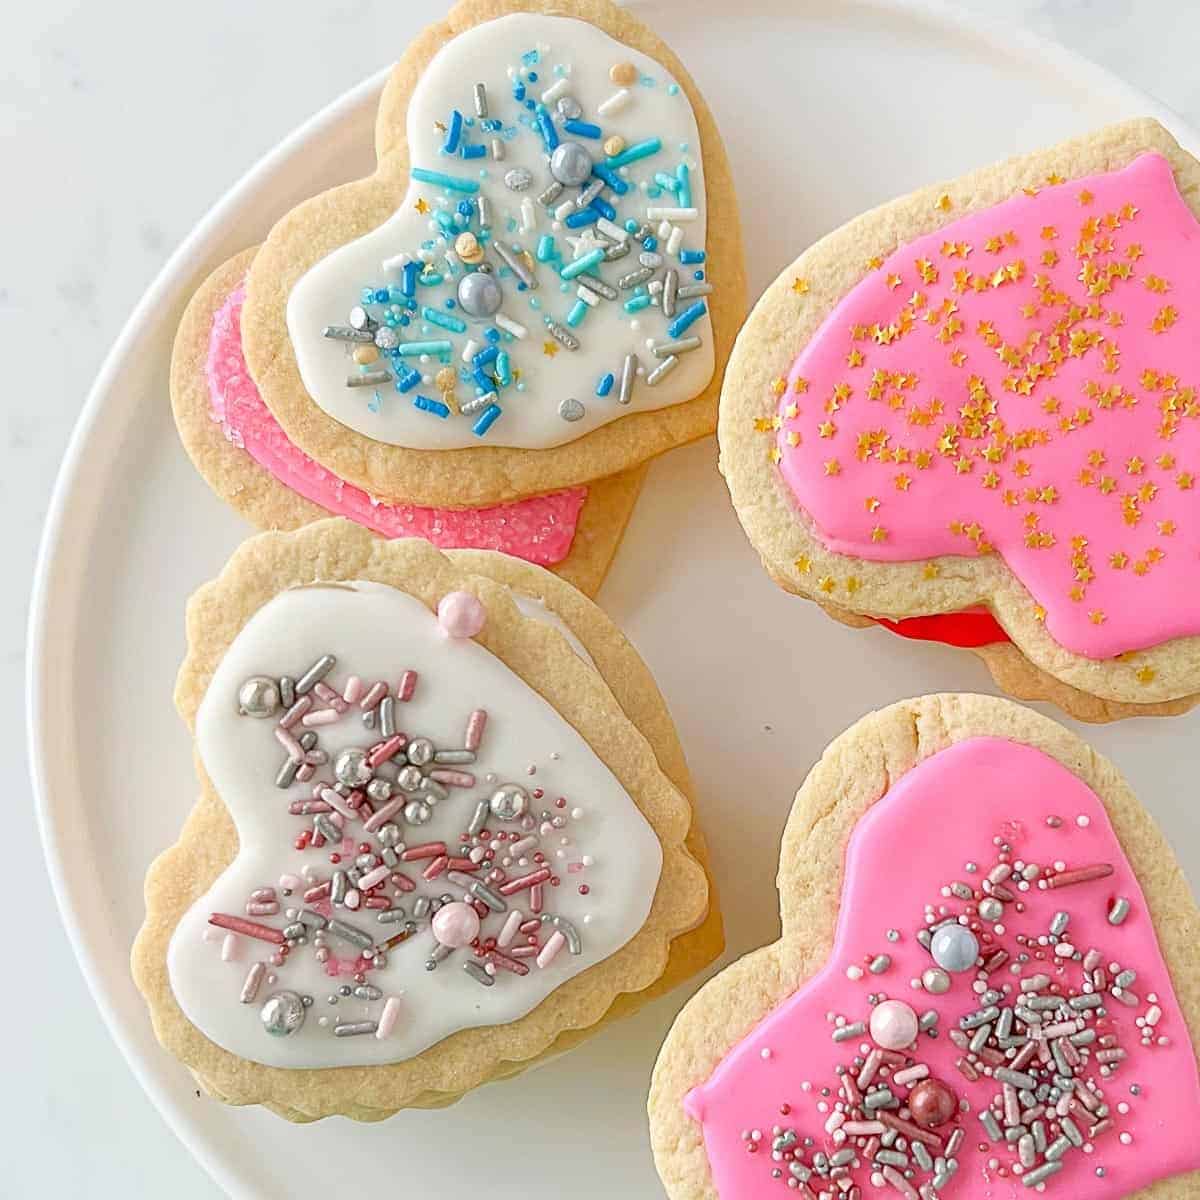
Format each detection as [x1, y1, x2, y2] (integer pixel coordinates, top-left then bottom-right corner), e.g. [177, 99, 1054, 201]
[25, 2, 1200, 1196]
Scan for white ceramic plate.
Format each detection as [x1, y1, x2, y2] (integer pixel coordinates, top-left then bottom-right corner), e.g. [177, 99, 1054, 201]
[28, 1, 1200, 1196]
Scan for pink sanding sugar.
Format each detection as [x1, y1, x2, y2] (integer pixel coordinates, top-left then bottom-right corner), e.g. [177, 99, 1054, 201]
[204, 284, 586, 564]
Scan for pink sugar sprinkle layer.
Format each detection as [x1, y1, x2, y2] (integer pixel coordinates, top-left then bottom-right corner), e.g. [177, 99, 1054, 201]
[204, 283, 586, 565]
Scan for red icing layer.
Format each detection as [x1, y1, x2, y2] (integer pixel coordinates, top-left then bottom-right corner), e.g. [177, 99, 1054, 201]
[877, 612, 1011, 649]
[205, 284, 586, 563]
[685, 737, 1200, 1199]
[776, 153, 1200, 660]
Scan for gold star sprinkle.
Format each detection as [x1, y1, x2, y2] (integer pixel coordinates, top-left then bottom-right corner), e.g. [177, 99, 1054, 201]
[1136, 666, 1157, 685]
[794, 555, 812, 574]
[542, 340, 559, 358]
[770, 377, 787, 396]
[923, 563, 940, 580]
[792, 277, 810, 294]
[935, 194, 953, 212]
[414, 197, 431, 214]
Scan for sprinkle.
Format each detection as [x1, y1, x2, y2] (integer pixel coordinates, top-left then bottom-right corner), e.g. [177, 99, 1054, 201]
[597, 89, 632, 117]
[653, 336, 702, 357]
[209, 914, 284, 945]
[410, 167, 479, 193]
[1046, 863, 1115, 889]
[464, 709, 488, 750]
[563, 119, 602, 139]
[646, 206, 698, 222]
[537, 930, 566, 967]
[442, 110, 464, 155]
[494, 312, 528, 339]
[1108, 897, 1131, 925]
[421, 306, 467, 333]
[646, 355, 679, 386]
[472, 83, 488, 118]
[295, 654, 336, 695]
[464, 960, 495, 987]
[472, 404, 503, 436]
[333, 1021, 378, 1037]
[606, 137, 661, 168]
[413, 394, 451, 418]
[239, 962, 267, 1004]
[560, 248, 605, 280]
[667, 300, 706, 339]
[394, 340, 454, 357]
[376, 997, 402, 1039]
[618, 353, 639, 405]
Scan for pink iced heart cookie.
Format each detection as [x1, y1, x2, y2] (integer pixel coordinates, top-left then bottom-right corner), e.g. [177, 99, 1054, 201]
[650, 694, 1200, 1199]
[719, 119, 1200, 722]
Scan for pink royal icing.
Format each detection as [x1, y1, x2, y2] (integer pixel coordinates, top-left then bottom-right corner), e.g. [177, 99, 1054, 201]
[205, 284, 586, 563]
[684, 737, 1200, 1199]
[775, 153, 1200, 660]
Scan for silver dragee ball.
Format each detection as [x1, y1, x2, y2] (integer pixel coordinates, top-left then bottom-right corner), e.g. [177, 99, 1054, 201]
[365, 777, 393, 803]
[550, 141, 593, 187]
[921, 967, 952, 995]
[457, 271, 503, 319]
[489, 783, 530, 822]
[333, 747, 372, 788]
[978, 897, 1004, 922]
[930, 924, 980, 973]
[406, 737, 435, 766]
[396, 764, 425, 793]
[237, 676, 280, 719]
[260, 991, 306, 1037]
[404, 799, 432, 825]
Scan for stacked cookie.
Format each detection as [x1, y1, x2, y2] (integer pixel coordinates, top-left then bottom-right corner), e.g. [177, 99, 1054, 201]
[133, 1, 1200, 1191]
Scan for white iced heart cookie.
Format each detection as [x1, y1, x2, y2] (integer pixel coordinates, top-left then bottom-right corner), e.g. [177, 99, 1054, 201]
[133, 524, 715, 1118]
[239, 0, 744, 508]
[288, 12, 714, 451]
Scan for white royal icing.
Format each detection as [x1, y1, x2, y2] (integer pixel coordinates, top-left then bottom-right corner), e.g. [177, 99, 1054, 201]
[286, 12, 713, 450]
[167, 582, 663, 1068]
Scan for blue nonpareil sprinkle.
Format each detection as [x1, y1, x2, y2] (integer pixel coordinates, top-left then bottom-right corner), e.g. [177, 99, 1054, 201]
[413, 394, 451, 418]
[564, 208, 599, 229]
[668, 300, 706, 338]
[589, 196, 616, 221]
[473, 344, 500, 368]
[411, 167, 479, 194]
[596, 372, 615, 397]
[496, 350, 511, 387]
[472, 367, 494, 392]
[679, 249, 706, 265]
[460, 143, 486, 159]
[443, 110, 464, 155]
[513, 82, 526, 101]
[472, 403, 503, 436]
[563, 119, 602, 139]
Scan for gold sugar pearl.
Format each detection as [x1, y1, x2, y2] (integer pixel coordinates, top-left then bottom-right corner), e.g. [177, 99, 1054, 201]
[610, 62, 638, 86]
[603, 134, 626, 158]
[435, 367, 458, 394]
[454, 231, 484, 264]
[353, 345, 380, 365]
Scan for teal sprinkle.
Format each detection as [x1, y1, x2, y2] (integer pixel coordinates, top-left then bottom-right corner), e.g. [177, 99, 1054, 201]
[434, 209, 456, 232]
[395, 340, 453, 357]
[605, 137, 662, 169]
[496, 350, 512, 388]
[639, 75, 655, 87]
[411, 167, 479, 194]
[560, 248, 604, 280]
[422, 306, 467, 334]
[624, 294, 651, 314]
[654, 172, 681, 193]
[566, 299, 588, 328]
[418, 272, 444, 287]
[667, 83, 680, 96]
[536, 234, 556, 262]
[676, 162, 692, 208]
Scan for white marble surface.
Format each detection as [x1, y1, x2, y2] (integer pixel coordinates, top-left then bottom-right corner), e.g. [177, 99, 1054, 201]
[9, 1, 1200, 1196]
